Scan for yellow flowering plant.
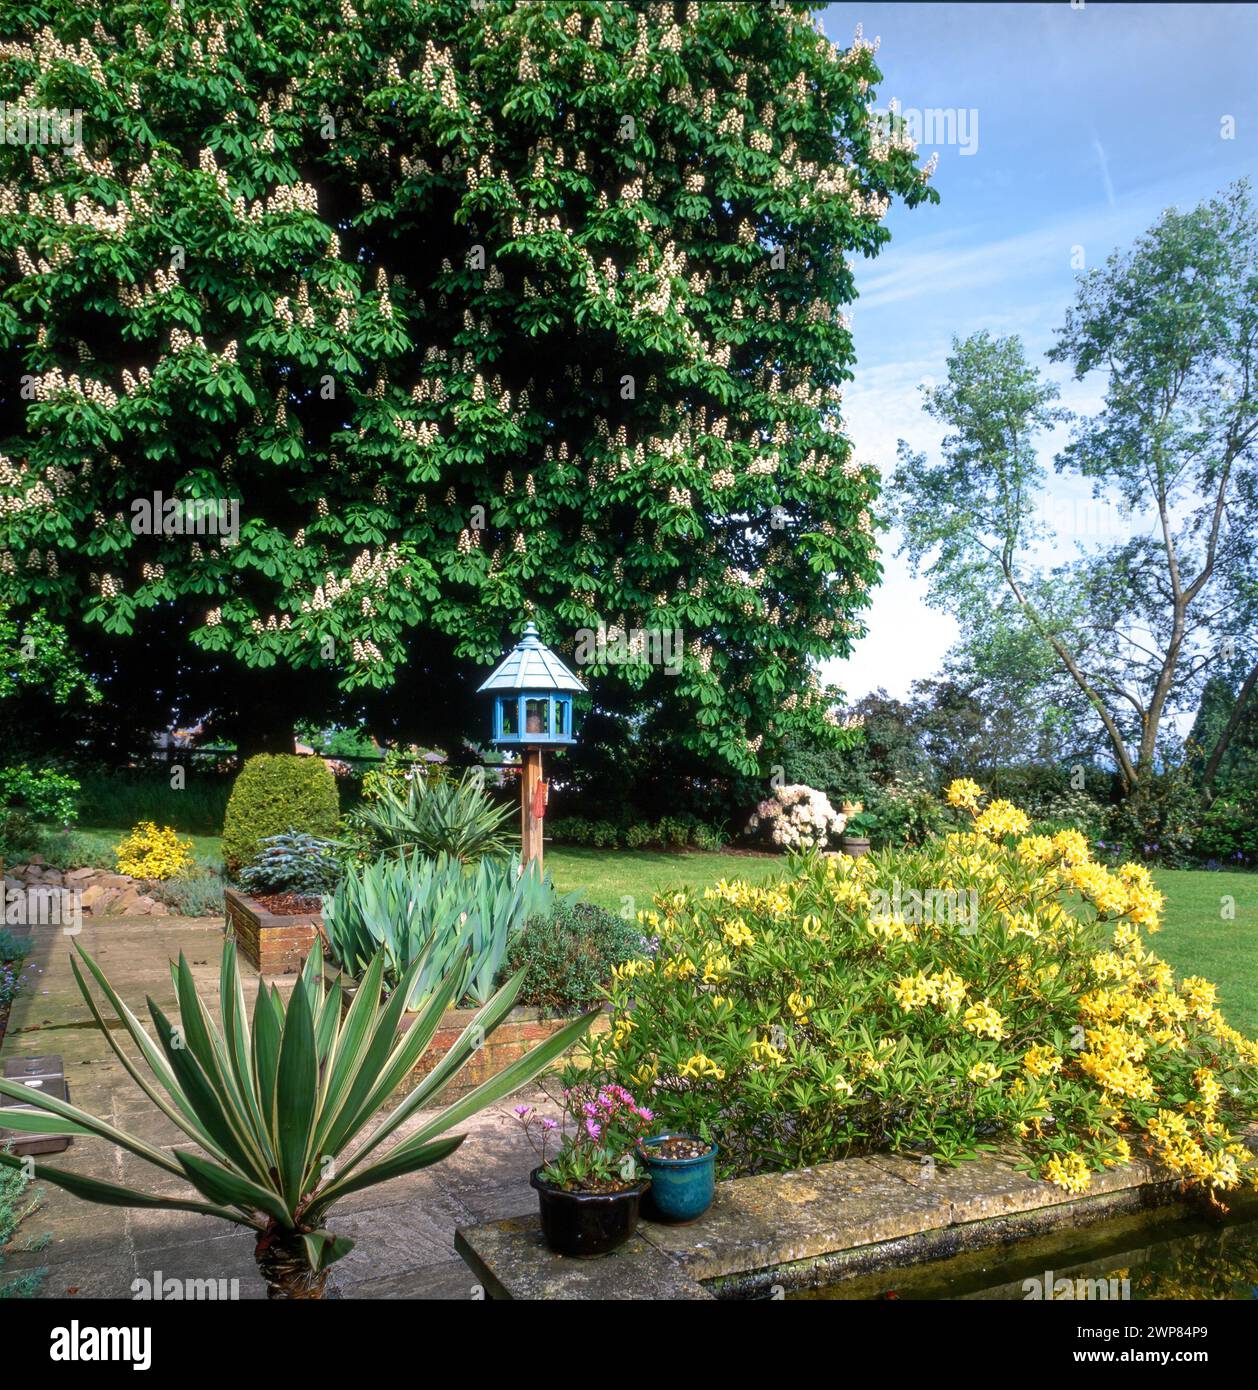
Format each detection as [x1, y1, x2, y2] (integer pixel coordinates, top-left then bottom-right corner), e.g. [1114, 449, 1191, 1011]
[114, 822, 194, 881]
[592, 782, 1258, 1200]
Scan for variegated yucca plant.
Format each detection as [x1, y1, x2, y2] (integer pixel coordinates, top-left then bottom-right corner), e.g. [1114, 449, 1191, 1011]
[0, 937, 594, 1297]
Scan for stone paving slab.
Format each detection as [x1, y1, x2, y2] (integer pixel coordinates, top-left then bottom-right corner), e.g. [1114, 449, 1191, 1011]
[635, 1157, 951, 1281]
[455, 1214, 714, 1300]
[864, 1149, 1164, 1225]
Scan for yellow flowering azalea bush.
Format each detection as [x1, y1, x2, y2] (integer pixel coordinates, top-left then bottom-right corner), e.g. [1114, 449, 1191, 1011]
[594, 782, 1258, 1200]
[114, 822, 194, 881]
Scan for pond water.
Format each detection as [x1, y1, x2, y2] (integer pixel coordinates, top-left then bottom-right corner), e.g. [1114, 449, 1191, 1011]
[790, 1199, 1258, 1300]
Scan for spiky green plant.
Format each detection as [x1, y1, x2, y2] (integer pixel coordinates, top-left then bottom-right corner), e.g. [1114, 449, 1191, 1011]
[350, 770, 513, 863]
[0, 939, 593, 1298]
[322, 850, 566, 1009]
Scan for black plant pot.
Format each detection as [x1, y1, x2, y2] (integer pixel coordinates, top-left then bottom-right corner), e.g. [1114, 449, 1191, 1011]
[530, 1167, 650, 1258]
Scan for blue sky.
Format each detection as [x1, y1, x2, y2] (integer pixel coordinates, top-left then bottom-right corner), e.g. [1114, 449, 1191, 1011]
[816, 1, 1258, 701]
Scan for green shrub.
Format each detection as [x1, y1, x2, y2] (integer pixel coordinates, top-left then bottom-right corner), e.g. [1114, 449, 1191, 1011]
[505, 903, 644, 1017]
[1102, 771, 1199, 866]
[0, 1152, 45, 1298]
[221, 754, 339, 873]
[867, 775, 950, 847]
[1193, 799, 1258, 864]
[148, 868, 227, 918]
[0, 766, 80, 825]
[624, 822, 655, 849]
[691, 821, 727, 851]
[23, 829, 113, 872]
[348, 769, 511, 863]
[0, 809, 39, 860]
[596, 784, 1258, 1196]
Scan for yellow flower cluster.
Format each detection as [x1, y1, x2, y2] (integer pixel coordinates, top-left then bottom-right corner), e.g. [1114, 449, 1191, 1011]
[962, 999, 1007, 1041]
[891, 968, 966, 1013]
[973, 798, 1031, 840]
[114, 821, 193, 881]
[1022, 1044, 1063, 1079]
[1043, 1152, 1092, 1194]
[945, 778, 982, 810]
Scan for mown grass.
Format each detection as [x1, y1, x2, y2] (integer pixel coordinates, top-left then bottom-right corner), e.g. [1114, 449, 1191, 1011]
[1150, 868, 1258, 1038]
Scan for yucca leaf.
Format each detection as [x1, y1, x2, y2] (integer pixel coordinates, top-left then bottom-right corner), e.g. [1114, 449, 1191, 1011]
[307, 1135, 465, 1213]
[310, 951, 386, 1155]
[69, 954, 225, 1158]
[0, 1077, 186, 1176]
[173, 1150, 292, 1227]
[411, 1010, 598, 1147]
[148, 1000, 260, 1177]
[219, 938, 273, 1170]
[171, 953, 272, 1183]
[0, 1107, 95, 1136]
[0, 1149, 253, 1224]
[274, 973, 318, 1209]
[398, 967, 528, 1115]
[70, 945, 196, 1124]
[300, 1229, 356, 1272]
[313, 1010, 595, 1215]
[251, 974, 283, 1148]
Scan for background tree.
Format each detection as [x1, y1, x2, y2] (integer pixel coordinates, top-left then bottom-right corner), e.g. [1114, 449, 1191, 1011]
[0, 1, 935, 769]
[893, 184, 1258, 799]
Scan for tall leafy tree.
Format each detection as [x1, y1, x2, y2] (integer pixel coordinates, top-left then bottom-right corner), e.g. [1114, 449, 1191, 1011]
[894, 184, 1258, 796]
[0, 1, 935, 767]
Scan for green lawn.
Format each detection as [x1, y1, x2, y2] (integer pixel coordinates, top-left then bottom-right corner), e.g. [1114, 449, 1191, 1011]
[546, 846, 783, 913]
[31, 825, 225, 872]
[1151, 868, 1258, 1038]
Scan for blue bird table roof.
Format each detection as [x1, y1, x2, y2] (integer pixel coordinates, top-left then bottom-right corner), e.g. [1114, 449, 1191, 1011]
[477, 621, 587, 694]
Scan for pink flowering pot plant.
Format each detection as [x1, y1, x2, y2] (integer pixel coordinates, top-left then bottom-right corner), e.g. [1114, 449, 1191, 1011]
[513, 1081, 655, 1258]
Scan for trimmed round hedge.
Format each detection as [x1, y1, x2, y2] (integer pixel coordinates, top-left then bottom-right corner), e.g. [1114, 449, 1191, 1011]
[222, 754, 339, 875]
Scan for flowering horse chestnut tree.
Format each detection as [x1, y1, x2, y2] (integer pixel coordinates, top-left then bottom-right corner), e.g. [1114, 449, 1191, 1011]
[0, 1, 935, 767]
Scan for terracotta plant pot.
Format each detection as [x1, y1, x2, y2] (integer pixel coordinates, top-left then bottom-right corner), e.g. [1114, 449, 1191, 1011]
[530, 1167, 650, 1257]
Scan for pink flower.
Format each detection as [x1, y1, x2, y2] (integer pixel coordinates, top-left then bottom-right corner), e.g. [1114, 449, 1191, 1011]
[585, 1119, 602, 1140]
[513, 1105, 532, 1119]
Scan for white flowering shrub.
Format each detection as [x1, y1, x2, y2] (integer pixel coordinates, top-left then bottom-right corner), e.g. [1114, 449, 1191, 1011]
[746, 784, 846, 851]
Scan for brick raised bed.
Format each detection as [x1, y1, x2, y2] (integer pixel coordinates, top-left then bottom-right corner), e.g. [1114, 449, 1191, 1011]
[399, 1004, 607, 1102]
[224, 885, 320, 975]
[323, 960, 607, 1102]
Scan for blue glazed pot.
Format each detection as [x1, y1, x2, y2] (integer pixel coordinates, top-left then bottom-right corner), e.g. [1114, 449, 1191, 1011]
[639, 1134, 718, 1224]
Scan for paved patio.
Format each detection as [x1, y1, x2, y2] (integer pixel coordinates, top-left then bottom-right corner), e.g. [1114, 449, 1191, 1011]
[0, 915, 552, 1299]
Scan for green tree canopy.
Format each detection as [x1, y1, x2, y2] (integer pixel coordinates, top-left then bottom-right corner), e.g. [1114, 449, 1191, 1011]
[0, 1, 935, 768]
[893, 184, 1258, 796]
